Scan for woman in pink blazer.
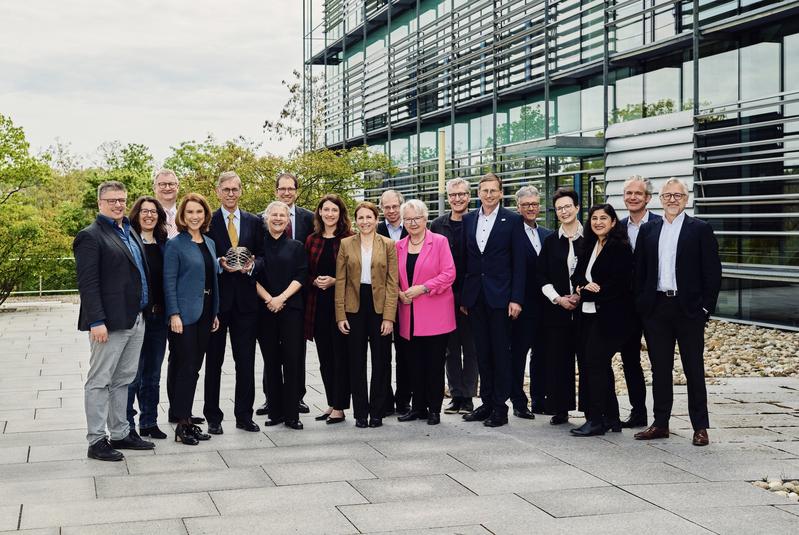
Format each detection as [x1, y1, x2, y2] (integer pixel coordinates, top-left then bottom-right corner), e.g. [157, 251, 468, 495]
[395, 199, 456, 425]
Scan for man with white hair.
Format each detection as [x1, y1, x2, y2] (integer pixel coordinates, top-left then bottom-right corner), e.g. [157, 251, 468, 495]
[633, 178, 721, 447]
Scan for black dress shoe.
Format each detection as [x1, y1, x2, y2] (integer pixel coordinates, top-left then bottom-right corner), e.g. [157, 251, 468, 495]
[368, 417, 382, 428]
[236, 421, 260, 432]
[189, 425, 211, 441]
[355, 418, 368, 428]
[139, 425, 167, 439]
[461, 398, 474, 413]
[621, 413, 648, 428]
[110, 430, 155, 450]
[483, 415, 508, 427]
[513, 407, 536, 420]
[315, 413, 331, 421]
[175, 424, 199, 445]
[255, 401, 270, 416]
[298, 401, 310, 414]
[264, 416, 285, 427]
[284, 419, 304, 430]
[398, 410, 428, 422]
[207, 423, 224, 435]
[462, 405, 491, 422]
[570, 420, 606, 437]
[396, 405, 411, 416]
[444, 398, 461, 414]
[427, 413, 440, 425]
[88, 438, 124, 461]
[326, 415, 346, 425]
[603, 417, 622, 433]
[550, 413, 569, 425]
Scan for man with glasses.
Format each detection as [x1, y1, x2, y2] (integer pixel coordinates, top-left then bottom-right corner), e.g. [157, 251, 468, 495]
[203, 171, 264, 434]
[511, 186, 552, 419]
[153, 169, 180, 239]
[618, 176, 661, 428]
[431, 178, 478, 415]
[461, 173, 526, 428]
[74, 181, 155, 461]
[633, 178, 721, 446]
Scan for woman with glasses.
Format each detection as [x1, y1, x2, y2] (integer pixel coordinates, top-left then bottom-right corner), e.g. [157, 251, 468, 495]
[126, 196, 169, 439]
[537, 188, 586, 426]
[395, 200, 456, 425]
[570, 204, 634, 436]
[335, 201, 398, 429]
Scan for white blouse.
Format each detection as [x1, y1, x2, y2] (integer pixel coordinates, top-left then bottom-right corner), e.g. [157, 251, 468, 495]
[360, 244, 372, 284]
[581, 241, 601, 314]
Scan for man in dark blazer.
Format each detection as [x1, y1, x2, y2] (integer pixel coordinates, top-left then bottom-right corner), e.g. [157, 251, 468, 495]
[74, 181, 155, 461]
[461, 173, 526, 427]
[618, 175, 662, 428]
[511, 186, 553, 419]
[256, 173, 314, 415]
[377, 189, 411, 415]
[633, 178, 721, 447]
[203, 171, 264, 434]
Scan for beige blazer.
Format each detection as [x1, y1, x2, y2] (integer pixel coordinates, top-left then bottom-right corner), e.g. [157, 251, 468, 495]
[335, 233, 398, 323]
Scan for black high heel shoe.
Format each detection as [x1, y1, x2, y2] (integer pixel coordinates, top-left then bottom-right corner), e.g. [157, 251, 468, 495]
[175, 424, 199, 445]
[189, 424, 211, 441]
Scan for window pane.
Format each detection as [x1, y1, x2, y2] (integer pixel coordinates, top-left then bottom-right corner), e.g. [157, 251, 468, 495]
[699, 49, 738, 108]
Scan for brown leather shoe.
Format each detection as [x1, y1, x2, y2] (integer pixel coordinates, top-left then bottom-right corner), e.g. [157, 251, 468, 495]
[634, 425, 670, 440]
[692, 429, 709, 446]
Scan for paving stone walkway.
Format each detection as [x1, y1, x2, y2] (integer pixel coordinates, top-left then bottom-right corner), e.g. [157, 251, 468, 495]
[1, 300, 798, 534]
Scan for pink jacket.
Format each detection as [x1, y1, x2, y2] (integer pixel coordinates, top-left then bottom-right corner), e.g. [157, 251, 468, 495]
[396, 231, 456, 340]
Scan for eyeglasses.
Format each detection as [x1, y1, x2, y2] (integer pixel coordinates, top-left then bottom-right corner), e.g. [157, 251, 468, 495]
[277, 187, 297, 194]
[220, 188, 241, 195]
[448, 192, 469, 199]
[139, 209, 158, 216]
[156, 182, 178, 189]
[660, 192, 686, 201]
[101, 198, 127, 206]
[519, 202, 540, 210]
[404, 216, 425, 225]
[555, 204, 575, 212]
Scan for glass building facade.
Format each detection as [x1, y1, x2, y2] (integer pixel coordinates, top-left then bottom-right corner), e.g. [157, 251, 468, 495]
[303, 0, 799, 329]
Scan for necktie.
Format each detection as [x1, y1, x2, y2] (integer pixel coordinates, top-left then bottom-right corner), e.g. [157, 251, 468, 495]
[227, 213, 238, 247]
[284, 215, 293, 239]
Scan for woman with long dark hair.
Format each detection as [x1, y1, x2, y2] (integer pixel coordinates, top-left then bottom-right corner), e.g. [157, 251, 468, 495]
[570, 204, 635, 436]
[304, 194, 353, 424]
[126, 196, 169, 439]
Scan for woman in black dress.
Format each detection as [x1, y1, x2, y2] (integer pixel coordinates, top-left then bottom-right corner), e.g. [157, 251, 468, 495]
[304, 194, 353, 424]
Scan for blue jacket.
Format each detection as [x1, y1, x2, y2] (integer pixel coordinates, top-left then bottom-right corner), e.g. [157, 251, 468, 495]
[164, 232, 220, 325]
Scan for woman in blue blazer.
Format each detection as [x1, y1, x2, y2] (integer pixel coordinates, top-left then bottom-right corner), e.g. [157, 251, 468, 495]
[164, 193, 220, 445]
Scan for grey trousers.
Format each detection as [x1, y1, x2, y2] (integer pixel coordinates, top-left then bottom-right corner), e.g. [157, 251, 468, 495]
[445, 307, 479, 398]
[85, 313, 145, 445]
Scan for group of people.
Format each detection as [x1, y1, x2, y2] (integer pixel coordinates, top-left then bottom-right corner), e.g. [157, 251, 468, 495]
[74, 167, 721, 462]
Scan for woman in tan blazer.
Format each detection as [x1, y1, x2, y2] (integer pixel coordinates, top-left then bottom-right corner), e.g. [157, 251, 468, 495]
[335, 201, 398, 429]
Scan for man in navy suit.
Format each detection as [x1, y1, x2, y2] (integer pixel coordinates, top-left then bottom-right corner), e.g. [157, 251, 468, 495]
[633, 178, 721, 446]
[203, 171, 264, 434]
[511, 186, 553, 419]
[618, 176, 662, 428]
[461, 173, 526, 427]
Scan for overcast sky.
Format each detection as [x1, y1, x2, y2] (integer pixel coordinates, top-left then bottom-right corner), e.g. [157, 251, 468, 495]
[0, 1, 307, 165]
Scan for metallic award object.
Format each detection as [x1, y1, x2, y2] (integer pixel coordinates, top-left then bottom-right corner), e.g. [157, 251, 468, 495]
[224, 247, 253, 271]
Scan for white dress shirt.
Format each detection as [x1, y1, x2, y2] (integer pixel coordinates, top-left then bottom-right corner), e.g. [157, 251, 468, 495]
[385, 221, 404, 241]
[581, 241, 601, 314]
[475, 205, 499, 253]
[626, 210, 651, 251]
[360, 244, 373, 284]
[524, 223, 542, 255]
[657, 211, 685, 292]
[541, 222, 584, 303]
[220, 206, 241, 239]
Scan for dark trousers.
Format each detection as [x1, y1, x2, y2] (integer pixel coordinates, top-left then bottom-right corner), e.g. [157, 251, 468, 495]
[510, 311, 544, 410]
[468, 292, 512, 417]
[408, 333, 449, 413]
[581, 314, 620, 422]
[385, 329, 412, 412]
[348, 284, 390, 420]
[259, 307, 303, 422]
[203, 309, 257, 425]
[170, 300, 212, 420]
[314, 313, 350, 410]
[643, 294, 709, 430]
[166, 337, 177, 420]
[127, 313, 168, 429]
[543, 320, 585, 415]
[445, 307, 478, 399]
[620, 318, 647, 416]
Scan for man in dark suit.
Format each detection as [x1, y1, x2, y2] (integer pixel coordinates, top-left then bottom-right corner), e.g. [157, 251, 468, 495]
[431, 178, 478, 415]
[377, 189, 411, 415]
[203, 171, 264, 434]
[633, 178, 721, 447]
[256, 173, 314, 416]
[511, 186, 553, 419]
[461, 173, 526, 427]
[74, 181, 155, 461]
[619, 175, 662, 428]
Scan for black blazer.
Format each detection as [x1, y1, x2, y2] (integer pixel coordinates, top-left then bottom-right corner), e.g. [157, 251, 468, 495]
[519, 225, 553, 319]
[430, 212, 465, 305]
[461, 207, 526, 309]
[207, 209, 265, 314]
[292, 206, 315, 246]
[537, 231, 585, 326]
[377, 221, 408, 240]
[634, 214, 722, 320]
[74, 216, 149, 331]
[572, 238, 636, 347]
